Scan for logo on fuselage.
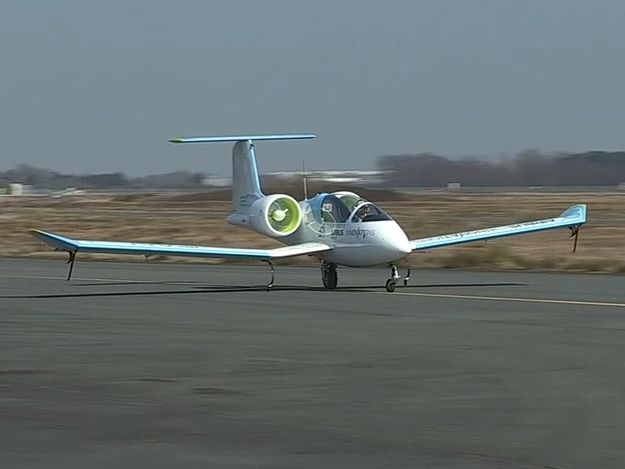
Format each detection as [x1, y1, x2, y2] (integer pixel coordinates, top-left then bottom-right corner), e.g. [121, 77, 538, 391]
[346, 227, 376, 239]
[316, 224, 376, 240]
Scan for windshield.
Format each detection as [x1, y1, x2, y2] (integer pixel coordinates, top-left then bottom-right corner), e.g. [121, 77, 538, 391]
[335, 193, 364, 212]
[306, 193, 392, 225]
[319, 195, 352, 223]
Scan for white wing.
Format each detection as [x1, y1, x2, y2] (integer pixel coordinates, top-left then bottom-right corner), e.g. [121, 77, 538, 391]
[410, 204, 586, 251]
[31, 230, 331, 260]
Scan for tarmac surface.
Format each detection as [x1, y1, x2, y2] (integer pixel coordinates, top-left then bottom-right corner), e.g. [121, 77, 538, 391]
[1, 257, 625, 468]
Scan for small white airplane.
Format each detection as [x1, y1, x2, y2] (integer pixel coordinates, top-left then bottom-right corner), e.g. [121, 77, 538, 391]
[32, 134, 587, 292]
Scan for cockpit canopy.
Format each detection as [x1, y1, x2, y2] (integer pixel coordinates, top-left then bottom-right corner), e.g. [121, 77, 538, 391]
[307, 191, 392, 224]
[350, 202, 391, 222]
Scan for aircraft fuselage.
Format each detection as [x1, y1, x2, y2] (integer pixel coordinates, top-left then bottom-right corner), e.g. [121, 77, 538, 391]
[279, 194, 411, 267]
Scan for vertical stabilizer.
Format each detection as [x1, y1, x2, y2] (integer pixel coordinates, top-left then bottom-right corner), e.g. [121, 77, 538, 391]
[232, 140, 263, 213]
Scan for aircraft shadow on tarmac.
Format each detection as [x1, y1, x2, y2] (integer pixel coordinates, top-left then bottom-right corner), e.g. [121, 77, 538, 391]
[1, 282, 525, 299]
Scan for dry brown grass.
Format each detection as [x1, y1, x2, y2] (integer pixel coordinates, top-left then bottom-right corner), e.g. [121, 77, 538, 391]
[2, 190, 624, 272]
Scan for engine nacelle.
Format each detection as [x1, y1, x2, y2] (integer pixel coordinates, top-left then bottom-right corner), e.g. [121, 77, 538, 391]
[231, 194, 302, 237]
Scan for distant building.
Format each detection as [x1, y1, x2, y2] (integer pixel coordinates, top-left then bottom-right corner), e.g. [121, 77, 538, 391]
[201, 170, 387, 187]
[266, 170, 386, 186]
[202, 176, 232, 187]
[9, 183, 25, 195]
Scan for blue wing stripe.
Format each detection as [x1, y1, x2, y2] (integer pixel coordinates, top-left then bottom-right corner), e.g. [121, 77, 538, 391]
[410, 204, 586, 251]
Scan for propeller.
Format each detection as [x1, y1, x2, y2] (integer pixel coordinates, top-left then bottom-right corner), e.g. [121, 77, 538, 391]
[267, 197, 301, 234]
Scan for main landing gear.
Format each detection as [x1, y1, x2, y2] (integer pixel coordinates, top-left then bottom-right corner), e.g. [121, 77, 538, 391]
[385, 264, 411, 292]
[66, 250, 77, 281]
[264, 260, 275, 291]
[321, 261, 338, 290]
[321, 261, 410, 292]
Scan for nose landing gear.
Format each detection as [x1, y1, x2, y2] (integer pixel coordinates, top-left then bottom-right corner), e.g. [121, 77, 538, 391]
[385, 264, 411, 292]
[321, 261, 338, 290]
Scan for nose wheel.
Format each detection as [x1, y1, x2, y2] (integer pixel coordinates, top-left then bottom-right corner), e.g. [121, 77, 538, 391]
[321, 261, 338, 290]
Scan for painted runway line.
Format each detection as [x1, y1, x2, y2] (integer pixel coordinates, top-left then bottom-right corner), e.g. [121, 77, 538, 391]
[380, 290, 625, 308]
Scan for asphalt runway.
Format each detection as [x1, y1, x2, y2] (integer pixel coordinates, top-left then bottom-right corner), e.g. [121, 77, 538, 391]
[1, 258, 625, 468]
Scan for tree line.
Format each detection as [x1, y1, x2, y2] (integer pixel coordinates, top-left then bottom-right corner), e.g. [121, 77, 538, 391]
[2, 150, 625, 189]
[377, 150, 625, 187]
[0, 164, 205, 189]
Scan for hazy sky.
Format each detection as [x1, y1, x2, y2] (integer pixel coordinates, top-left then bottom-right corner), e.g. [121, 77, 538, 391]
[2, 1, 625, 176]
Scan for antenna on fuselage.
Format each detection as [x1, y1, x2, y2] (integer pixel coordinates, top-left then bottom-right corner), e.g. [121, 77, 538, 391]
[302, 160, 308, 200]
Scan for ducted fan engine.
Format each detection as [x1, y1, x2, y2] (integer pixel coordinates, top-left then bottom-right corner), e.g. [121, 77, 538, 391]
[248, 194, 303, 237]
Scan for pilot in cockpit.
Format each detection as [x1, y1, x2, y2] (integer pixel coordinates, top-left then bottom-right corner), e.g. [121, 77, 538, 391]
[351, 203, 391, 223]
[352, 204, 373, 222]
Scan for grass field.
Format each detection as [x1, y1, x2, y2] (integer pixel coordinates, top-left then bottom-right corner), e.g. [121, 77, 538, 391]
[2, 190, 624, 273]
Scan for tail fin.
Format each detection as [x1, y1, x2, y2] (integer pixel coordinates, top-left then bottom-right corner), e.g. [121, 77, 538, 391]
[232, 140, 263, 212]
[169, 133, 316, 213]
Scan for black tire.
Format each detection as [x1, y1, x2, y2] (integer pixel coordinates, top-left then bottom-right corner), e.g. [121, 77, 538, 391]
[385, 279, 396, 292]
[322, 268, 338, 290]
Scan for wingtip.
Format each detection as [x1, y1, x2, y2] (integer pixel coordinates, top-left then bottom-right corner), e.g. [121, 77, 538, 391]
[168, 138, 184, 144]
[559, 204, 587, 223]
[30, 229, 56, 240]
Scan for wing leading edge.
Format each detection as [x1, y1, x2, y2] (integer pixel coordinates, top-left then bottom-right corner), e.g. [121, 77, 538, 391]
[410, 204, 586, 251]
[31, 230, 331, 260]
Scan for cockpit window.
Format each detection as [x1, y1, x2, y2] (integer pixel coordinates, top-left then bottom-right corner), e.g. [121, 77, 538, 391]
[350, 203, 392, 222]
[337, 194, 363, 212]
[320, 195, 351, 223]
[306, 193, 392, 225]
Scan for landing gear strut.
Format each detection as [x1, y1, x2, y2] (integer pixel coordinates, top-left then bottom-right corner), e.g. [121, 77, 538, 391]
[385, 264, 411, 292]
[385, 264, 400, 292]
[321, 261, 338, 290]
[263, 260, 275, 291]
[66, 251, 77, 281]
[569, 225, 581, 253]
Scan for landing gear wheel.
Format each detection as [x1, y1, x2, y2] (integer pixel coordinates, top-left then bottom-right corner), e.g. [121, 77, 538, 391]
[323, 270, 338, 289]
[385, 263, 400, 292]
[321, 263, 338, 290]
